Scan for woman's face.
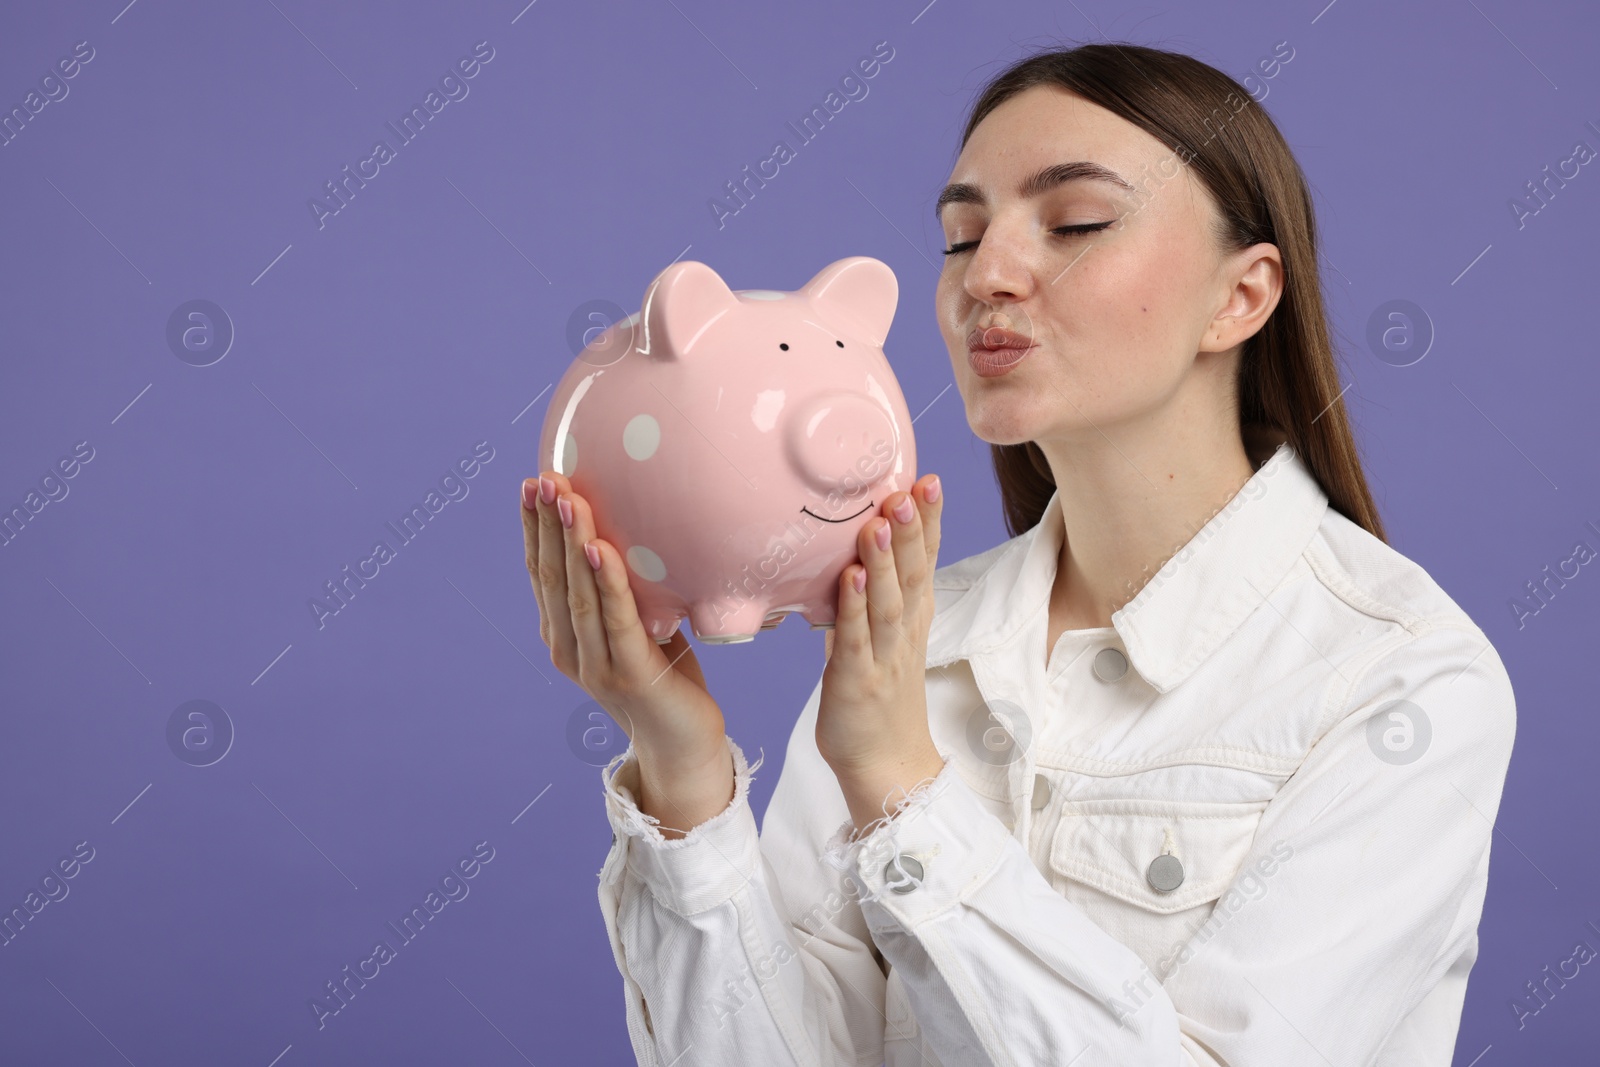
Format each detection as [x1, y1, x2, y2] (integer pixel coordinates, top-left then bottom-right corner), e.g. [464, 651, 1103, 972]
[935, 84, 1257, 447]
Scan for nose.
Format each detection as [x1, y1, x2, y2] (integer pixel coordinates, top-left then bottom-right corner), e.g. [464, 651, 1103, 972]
[961, 216, 1036, 306]
[785, 391, 898, 492]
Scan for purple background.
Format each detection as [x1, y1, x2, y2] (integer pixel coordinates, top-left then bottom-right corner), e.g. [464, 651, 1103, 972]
[2, 0, 1596, 1063]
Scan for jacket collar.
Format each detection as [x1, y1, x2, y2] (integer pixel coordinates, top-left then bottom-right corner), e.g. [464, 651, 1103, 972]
[924, 428, 1330, 694]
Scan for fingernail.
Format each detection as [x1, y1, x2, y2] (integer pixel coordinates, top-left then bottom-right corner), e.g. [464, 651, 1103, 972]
[539, 475, 556, 505]
[851, 568, 866, 593]
[522, 479, 538, 510]
[558, 496, 573, 529]
[874, 521, 891, 551]
[584, 542, 601, 571]
[892, 497, 915, 524]
[925, 476, 941, 504]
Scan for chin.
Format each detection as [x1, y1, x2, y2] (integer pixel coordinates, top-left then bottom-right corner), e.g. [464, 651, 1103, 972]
[962, 396, 1045, 447]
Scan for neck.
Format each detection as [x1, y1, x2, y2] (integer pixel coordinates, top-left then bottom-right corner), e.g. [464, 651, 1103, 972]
[1034, 409, 1258, 632]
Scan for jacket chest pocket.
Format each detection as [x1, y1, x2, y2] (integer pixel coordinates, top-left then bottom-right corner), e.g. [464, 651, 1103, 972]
[1046, 796, 1268, 981]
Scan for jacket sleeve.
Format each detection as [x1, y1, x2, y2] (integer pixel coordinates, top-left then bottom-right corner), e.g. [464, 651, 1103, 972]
[821, 621, 1518, 1066]
[595, 668, 895, 1067]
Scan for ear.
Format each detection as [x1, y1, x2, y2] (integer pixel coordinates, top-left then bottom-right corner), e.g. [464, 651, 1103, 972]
[638, 261, 741, 360]
[800, 256, 898, 347]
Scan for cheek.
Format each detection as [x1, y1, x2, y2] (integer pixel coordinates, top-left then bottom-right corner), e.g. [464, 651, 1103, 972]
[934, 272, 965, 340]
[1046, 257, 1195, 407]
[1084, 241, 1163, 315]
[1045, 250, 1158, 357]
[1084, 248, 1193, 354]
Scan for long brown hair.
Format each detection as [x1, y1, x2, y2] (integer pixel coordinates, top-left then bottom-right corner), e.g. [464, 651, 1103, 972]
[957, 42, 1386, 544]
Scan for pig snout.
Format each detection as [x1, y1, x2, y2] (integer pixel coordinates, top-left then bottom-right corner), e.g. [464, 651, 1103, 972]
[785, 391, 899, 495]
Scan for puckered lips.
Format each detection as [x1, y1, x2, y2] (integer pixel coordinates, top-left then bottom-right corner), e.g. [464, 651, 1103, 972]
[966, 324, 1035, 378]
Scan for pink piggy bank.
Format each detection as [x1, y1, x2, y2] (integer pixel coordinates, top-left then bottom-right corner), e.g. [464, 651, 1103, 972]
[538, 256, 916, 645]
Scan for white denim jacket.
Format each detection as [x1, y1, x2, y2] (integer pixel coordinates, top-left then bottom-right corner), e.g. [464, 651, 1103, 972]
[595, 435, 1517, 1066]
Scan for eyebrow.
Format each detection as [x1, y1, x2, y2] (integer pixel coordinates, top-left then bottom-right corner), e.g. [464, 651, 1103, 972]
[935, 161, 1136, 219]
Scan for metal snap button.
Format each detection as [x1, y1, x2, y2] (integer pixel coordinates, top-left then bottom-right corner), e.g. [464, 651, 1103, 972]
[1031, 773, 1052, 811]
[1093, 647, 1129, 683]
[1147, 853, 1184, 892]
[884, 854, 925, 894]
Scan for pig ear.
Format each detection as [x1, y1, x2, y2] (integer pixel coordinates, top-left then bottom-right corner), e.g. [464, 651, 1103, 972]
[638, 261, 741, 360]
[800, 256, 898, 347]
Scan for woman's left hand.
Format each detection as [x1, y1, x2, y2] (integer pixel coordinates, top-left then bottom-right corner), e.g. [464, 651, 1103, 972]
[816, 473, 947, 825]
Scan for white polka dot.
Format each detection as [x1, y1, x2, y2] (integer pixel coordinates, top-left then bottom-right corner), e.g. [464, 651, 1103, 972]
[627, 545, 667, 582]
[559, 431, 578, 474]
[623, 414, 660, 460]
[738, 289, 786, 300]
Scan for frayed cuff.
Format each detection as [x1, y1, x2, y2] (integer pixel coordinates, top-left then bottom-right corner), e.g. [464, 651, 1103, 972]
[602, 734, 764, 847]
[598, 735, 769, 916]
[821, 753, 1012, 931]
[820, 752, 955, 906]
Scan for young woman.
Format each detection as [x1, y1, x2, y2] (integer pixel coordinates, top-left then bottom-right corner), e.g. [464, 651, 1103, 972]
[521, 42, 1516, 1066]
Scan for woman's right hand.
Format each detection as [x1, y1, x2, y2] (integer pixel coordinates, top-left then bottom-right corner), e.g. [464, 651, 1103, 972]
[522, 471, 733, 837]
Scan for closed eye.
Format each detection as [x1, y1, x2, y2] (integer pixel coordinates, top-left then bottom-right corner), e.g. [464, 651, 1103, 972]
[942, 220, 1116, 257]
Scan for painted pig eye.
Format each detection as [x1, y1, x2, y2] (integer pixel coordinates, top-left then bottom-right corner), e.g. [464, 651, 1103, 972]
[779, 343, 789, 350]
[835, 340, 844, 348]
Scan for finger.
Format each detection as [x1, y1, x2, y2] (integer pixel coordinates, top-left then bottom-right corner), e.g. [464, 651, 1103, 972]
[537, 471, 578, 674]
[833, 561, 871, 668]
[885, 489, 928, 618]
[583, 534, 658, 680]
[915, 474, 943, 578]
[559, 488, 612, 680]
[859, 514, 905, 661]
[521, 479, 549, 644]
